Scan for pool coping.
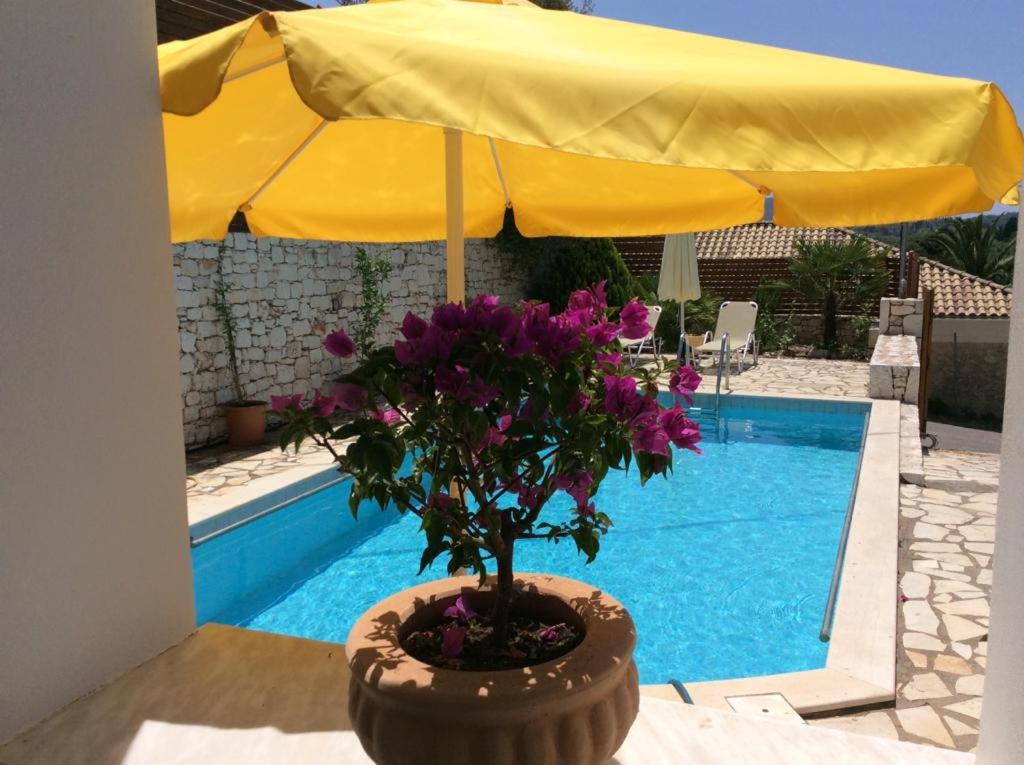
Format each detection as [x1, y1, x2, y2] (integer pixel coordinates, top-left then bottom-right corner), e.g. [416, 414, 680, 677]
[187, 391, 899, 716]
[669, 392, 899, 714]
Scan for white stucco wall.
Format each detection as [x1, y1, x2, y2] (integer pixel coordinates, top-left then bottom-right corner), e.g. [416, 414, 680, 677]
[0, 1, 195, 742]
[931, 317, 1010, 344]
[976, 177, 1023, 763]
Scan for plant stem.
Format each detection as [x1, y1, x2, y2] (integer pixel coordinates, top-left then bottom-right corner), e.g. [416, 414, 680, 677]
[491, 526, 515, 647]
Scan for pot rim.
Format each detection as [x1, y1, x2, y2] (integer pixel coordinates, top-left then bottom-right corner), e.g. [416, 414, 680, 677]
[346, 573, 636, 707]
[223, 399, 268, 409]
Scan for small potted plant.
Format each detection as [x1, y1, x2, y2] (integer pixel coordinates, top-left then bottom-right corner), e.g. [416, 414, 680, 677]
[214, 279, 266, 447]
[275, 284, 701, 765]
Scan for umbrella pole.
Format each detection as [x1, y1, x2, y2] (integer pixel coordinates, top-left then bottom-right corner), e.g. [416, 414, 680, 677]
[444, 128, 466, 304]
[676, 302, 685, 363]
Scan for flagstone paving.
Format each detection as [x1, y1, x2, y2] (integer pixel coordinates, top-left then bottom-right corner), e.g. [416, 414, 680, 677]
[810, 451, 998, 752]
[186, 437, 326, 499]
[652, 354, 870, 398]
[707, 356, 870, 398]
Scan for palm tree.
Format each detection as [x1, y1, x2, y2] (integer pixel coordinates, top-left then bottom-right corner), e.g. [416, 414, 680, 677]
[927, 215, 1014, 284]
[776, 239, 890, 349]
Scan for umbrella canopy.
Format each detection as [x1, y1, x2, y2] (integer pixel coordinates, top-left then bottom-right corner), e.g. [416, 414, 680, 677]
[158, 0, 1022, 299]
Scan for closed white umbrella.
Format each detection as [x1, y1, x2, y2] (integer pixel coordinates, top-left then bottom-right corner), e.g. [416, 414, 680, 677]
[658, 233, 702, 360]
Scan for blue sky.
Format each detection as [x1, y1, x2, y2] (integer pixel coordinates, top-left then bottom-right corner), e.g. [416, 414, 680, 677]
[595, 0, 1023, 121]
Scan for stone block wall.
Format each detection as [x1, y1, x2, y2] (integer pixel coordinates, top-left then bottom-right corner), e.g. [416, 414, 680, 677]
[175, 235, 527, 447]
[786, 314, 869, 347]
[869, 298, 924, 404]
[880, 298, 925, 337]
[869, 334, 920, 403]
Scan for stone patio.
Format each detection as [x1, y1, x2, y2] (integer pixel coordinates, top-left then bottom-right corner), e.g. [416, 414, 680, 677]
[713, 356, 869, 398]
[186, 437, 326, 500]
[810, 450, 998, 752]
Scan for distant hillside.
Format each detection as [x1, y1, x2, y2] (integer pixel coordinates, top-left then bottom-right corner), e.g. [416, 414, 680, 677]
[854, 213, 1017, 248]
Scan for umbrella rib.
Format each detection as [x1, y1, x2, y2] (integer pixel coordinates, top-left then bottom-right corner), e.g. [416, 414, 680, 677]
[487, 137, 512, 208]
[728, 169, 770, 196]
[240, 118, 328, 212]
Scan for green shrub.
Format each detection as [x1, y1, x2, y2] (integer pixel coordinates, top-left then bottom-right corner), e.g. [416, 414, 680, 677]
[510, 222, 642, 311]
[752, 283, 796, 353]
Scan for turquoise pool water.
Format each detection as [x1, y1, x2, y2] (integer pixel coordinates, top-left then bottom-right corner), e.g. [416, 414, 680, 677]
[192, 395, 867, 684]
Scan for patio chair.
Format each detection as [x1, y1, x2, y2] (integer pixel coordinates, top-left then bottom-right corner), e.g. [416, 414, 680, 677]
[693, 301, 758, 374]
[620, 304, 663, 368]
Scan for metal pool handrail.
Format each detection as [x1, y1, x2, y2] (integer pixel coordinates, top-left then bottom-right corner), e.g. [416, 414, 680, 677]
[669, 679, 694, 704]
[819, 414, 871, 642]
[714, 333, 730, 414]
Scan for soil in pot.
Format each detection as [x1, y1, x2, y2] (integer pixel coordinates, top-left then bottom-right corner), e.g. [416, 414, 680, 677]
[401, 595, 583, 671]
[223, 400, 267, 447]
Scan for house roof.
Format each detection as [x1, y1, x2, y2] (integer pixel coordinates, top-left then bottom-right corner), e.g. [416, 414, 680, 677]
[918, 258, 1012, 319]
[155, 0, 310, 43]
[614, 223, 1012, 320]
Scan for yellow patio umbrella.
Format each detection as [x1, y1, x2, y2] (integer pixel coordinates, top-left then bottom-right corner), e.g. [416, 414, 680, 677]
[158, 0, 1023, 302]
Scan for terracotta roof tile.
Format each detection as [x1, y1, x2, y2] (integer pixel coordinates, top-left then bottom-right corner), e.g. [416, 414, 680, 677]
[918, 258, 1012, 318]
[614, 223, 1012, 320]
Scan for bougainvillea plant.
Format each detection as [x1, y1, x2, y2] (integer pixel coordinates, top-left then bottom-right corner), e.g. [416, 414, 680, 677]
[273, 283, 702, 650]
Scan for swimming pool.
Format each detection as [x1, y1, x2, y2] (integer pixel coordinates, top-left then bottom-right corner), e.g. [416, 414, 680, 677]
[192, 394, 868, 685]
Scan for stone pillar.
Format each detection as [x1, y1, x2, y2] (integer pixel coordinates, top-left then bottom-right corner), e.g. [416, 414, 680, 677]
[0, 0, 195, 741]
[976, 172, 1024, 763]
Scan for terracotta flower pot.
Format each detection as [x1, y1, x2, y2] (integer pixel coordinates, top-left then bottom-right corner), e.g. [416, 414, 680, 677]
[222, 400, 267, 447]
[347, 573, 639, 765]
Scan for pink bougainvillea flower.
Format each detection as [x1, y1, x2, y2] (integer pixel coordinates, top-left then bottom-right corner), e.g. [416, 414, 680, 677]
[370, 406, 401, 426]
[324, 329, 356, 358]
[464, 376, 500, 407]
[270, 393, 303, 413]
[476, 425, 507, 451]
[554, 470, 594, 509]
[577, 502, 596, 520]
[631, 421, 670, 456]
[443, 595, 478, 622]
[435, 364, 469, 398]
[668, 365, 702, 403]
[567, 391, 592, 416]
[537, 623, 566, 641]
[516, 485, 545, 512]
[311, 389, 337, 417]
[659, 405, 702, 454]
[603, 374, 644, 420]
[596, 351, 623, 370]
[401, 311, 428, 340]
[432, 302, 466, 332]
[619, 299, 651, 340]
[428, 492, 455, 512]
[441, 626, 467, 659]
[395, 324, 456, 366]
[333, 382, 368, 412]
[586, 318, 622, 346]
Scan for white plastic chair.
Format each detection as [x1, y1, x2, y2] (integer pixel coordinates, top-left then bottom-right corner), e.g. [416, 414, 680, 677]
[620, 304, 663, 368]
[693, 301, 758, 374]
